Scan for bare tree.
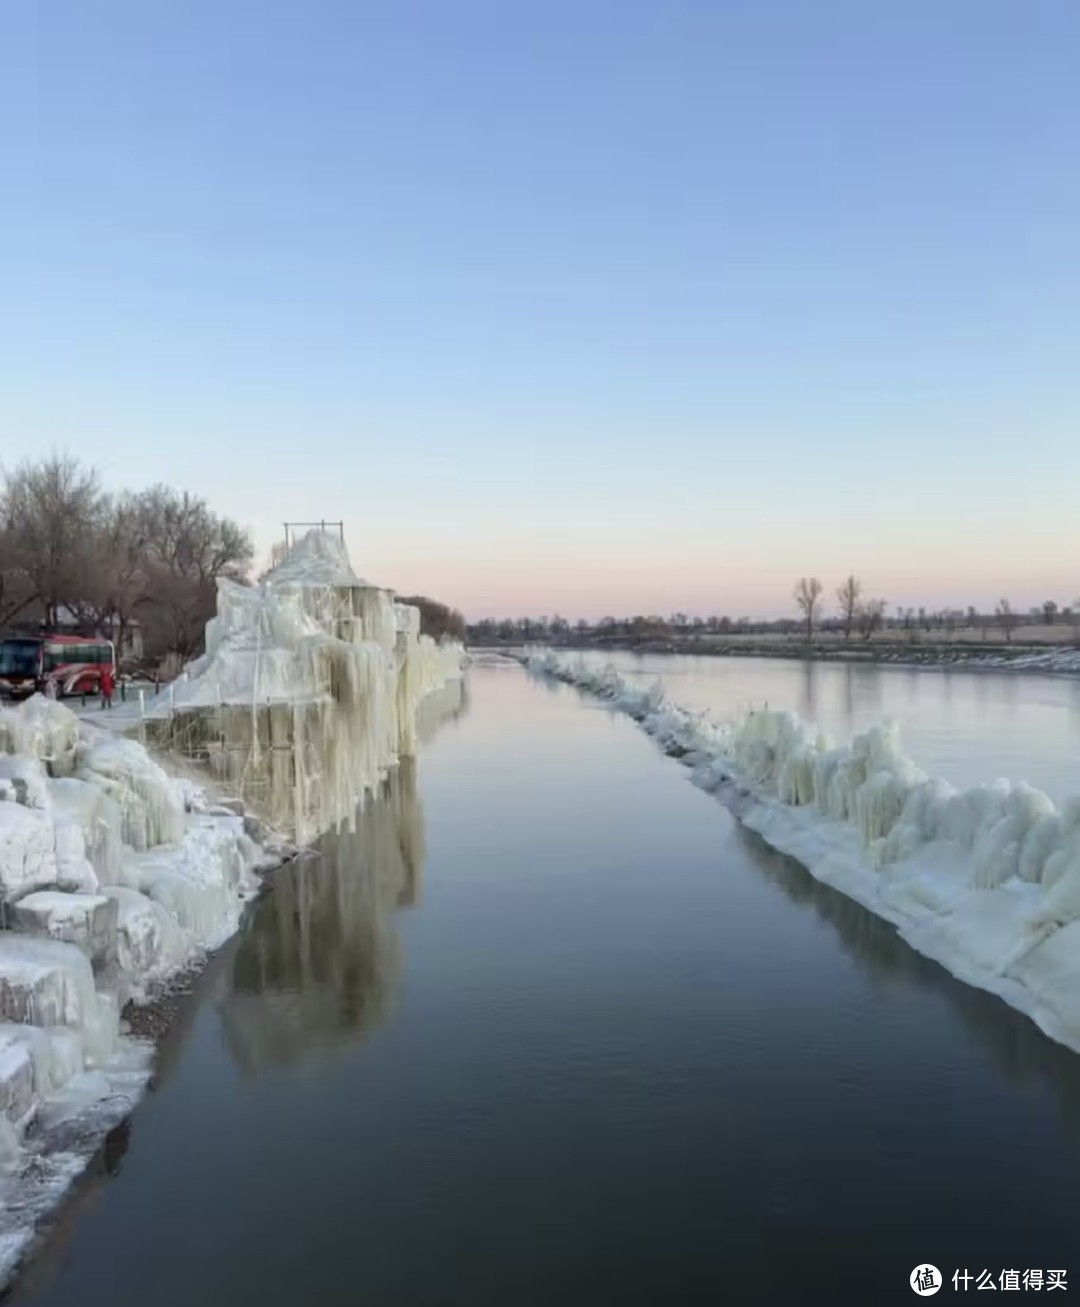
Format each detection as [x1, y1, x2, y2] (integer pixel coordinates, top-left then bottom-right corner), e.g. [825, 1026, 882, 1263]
[857, 597, 887, 640]
[1, 455, 105, 628]
[133, 486, 253, 660]
[996, 598, 1017, 643]
[1042, 600, 1058, 626]
[894, 606, 917, 641]
[793, 577, 823, 642]
[836, 575, 861, 641]
[0, 519, 37, 628]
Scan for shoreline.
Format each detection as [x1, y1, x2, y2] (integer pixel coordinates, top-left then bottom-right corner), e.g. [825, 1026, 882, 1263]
[523, 650, 1080, 1057]
[472, 639, 1080, 678]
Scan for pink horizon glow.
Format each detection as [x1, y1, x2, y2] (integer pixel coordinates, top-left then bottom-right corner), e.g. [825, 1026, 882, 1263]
[253, 529, 1077, 624]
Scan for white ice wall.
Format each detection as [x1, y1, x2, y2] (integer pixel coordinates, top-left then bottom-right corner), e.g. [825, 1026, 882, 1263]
[154, 530, 464, 845]
[527, 649, 1080, 1054]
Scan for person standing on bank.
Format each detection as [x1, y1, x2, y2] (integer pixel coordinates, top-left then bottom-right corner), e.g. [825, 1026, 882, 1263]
[99, 663, 115, 710]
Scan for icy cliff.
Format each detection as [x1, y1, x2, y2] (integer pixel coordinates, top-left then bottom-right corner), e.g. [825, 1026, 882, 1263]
[526, 650, 1080, 1054]
[146, 530, 464, 844]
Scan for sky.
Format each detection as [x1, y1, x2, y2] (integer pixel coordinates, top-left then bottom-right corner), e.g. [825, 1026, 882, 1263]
[3, 1, 1078, 620]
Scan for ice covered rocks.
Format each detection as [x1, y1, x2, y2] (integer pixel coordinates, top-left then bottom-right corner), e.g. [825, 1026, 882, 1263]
[0, 696, 79, 777]
[76, 737, 185, 852]
[0, 1036, 34, 1130]
[122, 817, 261, 948]
[9, 892, 118, 968]
[0, 1023, 83, 1104]
[0, 756, 51, 809]
[48, 778, 124, 885]
[100, 886, 190, 986]
[0, 803, 59, 902]
[0, 937, 117, 1067]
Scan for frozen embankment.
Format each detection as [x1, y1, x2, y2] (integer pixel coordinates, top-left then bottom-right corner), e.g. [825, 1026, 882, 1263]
[0, 532, 465, 1284]
[525, 650, 1080, 1054]
[0, 694, 285, 1280]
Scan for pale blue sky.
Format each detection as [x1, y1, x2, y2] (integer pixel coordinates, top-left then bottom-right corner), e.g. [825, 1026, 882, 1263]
[4, 1, 1077, 617]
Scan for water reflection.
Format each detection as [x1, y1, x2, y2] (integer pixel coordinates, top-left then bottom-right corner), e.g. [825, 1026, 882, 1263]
[416, 675, 469, 744]
[798, 659, 818, 720]
[217, 758, 425, 1076]
[3, 686, 467, 1302]
[737, 824, 1080, 1137]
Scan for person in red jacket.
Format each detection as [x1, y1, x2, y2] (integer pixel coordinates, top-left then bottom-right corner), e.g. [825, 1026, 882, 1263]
[99, 664, 115, 710]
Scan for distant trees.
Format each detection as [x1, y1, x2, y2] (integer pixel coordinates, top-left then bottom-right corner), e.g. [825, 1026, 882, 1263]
[836, 575, 861, 641]
[1, 455, 104, 629]
[857, 597, 887, 640]
[793, 577, 823, 642]
[996, 598, 1017, 643]
[464, 585, 1080, 650]
[1, 455, 253, 664]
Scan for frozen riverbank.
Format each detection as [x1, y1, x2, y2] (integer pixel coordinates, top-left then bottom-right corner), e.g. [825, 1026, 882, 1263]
[482, 639, 1080, 678]
[0, 531, 465, 1285]
[525, 650, 1080, 1054]
[0, 693, 288, 1281]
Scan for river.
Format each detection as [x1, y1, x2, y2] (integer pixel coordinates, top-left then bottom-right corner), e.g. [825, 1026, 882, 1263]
[10, 658, 1080, 1305]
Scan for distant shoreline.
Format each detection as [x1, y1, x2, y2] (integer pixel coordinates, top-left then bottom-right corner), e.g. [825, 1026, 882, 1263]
[471, 638, 1080, 678]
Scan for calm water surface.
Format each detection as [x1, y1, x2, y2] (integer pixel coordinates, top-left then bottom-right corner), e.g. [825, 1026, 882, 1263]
[580, 650, 1080, 801]
[12, 661, 1080, 1307]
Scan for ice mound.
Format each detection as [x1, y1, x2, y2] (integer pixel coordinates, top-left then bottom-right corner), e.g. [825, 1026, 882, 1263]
[122, 816, 262, 949]
[0, 757, 50, 810]
[48, 778, 124, 884]
[76, 736, 186, 851]
[0, 697, 79, 777]
[0, 1024, 83, 1106]
[262, 527, 365, 588]
[527, 650, 1080, 1053]
[0, 804, 59, 903]
[0, 937, 116, 1067]
[100, 886, 190, 986]
[8, 893, 117, 968]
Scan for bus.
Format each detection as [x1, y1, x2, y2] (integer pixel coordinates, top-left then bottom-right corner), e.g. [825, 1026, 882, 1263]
[0, 634, 116, 700]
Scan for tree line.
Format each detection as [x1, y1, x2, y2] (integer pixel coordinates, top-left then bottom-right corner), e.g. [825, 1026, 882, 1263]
[468, 587, 1080, 647]
[1, 455, 253, 666]
[792, 575, 1080, 644]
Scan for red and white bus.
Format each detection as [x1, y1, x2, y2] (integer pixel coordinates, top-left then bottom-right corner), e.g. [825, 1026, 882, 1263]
[0, 634, 116, 699]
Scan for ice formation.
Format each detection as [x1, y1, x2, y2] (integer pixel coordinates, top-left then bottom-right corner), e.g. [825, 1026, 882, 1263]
[0, 695, 278, 1281]
[0, 530, 465, 1282]
[144, 529, 465, 844]
[526, 650, 1080, 1054]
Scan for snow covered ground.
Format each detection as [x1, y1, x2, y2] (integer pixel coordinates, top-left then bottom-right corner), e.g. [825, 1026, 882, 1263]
[525, 650, 1080, 1055]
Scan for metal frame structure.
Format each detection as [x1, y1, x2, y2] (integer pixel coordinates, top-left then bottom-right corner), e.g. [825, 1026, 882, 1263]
[282, 520, 345, 552]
